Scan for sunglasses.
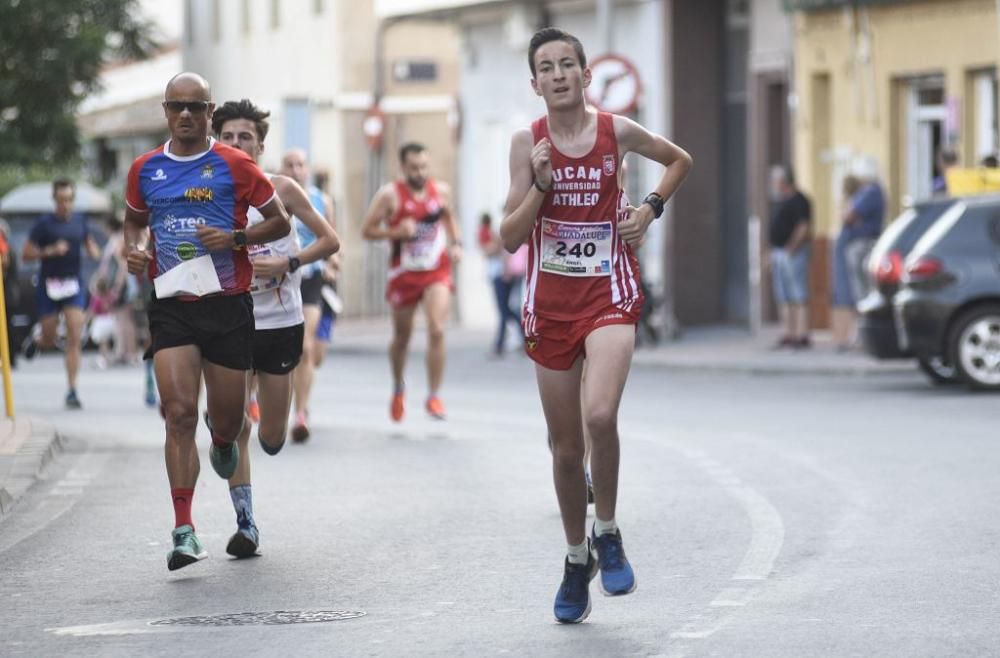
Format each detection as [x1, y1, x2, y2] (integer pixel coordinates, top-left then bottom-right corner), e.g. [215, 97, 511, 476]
[163, 100, 210, 114]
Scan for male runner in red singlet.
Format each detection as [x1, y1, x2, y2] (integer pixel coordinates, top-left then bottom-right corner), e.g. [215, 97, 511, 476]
[361, 143, 462, 422]
[501, 28, 692, 623]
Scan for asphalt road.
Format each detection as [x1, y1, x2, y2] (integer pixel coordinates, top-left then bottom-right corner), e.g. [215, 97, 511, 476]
[1, 328, 998, 657]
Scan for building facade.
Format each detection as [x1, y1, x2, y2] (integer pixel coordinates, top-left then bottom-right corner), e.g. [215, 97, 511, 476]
[379, 0, 796, 329]
[788, 0, 1000, 325]
[184, 0, 460, 318]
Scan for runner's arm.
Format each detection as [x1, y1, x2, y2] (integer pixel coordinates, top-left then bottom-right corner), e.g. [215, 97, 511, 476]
[361, 186, 410, 241]
[436, 182, 463, 263]
[123, 206, 152, 275]
[614, 115, 693, 245]
[275, 175, 340, 266]
[84, 235, 101, 261]
[500, 128, 547, 253]
[246, 195, 291, 244]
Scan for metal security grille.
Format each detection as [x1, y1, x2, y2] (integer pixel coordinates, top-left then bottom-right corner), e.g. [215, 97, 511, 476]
[149, 610, 366, 627]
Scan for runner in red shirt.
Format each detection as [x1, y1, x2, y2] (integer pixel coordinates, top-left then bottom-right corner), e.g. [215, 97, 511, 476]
[361, 143, 462, 422]
[501, 28, 692, 623]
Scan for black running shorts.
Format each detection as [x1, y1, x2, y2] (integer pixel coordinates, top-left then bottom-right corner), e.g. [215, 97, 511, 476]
[300, 272, 323, 306]
[145, 292, 255, 370]
[253, 323, 304, 375]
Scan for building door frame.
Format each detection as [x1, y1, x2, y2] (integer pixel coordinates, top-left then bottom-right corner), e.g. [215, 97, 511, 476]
[905, 75, 946, 204]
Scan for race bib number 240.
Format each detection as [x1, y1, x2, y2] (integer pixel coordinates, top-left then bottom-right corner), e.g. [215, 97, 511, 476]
[540, 219, 612, 277]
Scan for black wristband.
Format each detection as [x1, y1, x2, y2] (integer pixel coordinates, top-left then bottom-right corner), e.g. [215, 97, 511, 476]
[642, 192, 665, 219]
[533, 178, 551, 194]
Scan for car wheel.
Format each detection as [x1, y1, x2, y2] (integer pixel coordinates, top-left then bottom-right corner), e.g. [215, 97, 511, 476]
[947, 303, 1000, 391]
[916, 356, 957, 385]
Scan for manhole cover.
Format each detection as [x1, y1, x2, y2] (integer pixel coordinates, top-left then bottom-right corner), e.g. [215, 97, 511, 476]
[149, 610, 366, 627]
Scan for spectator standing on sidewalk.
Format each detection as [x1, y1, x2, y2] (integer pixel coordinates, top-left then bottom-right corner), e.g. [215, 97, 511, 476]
[478, 212, 523, 356]
[831, 173, 885, 351]
[767, 164, 812, 349]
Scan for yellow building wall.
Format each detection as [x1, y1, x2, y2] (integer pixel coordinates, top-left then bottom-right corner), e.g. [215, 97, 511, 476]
[793, 0, 1000, 238]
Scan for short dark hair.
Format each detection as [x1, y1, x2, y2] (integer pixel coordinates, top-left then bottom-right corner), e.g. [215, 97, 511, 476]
[52, 177, 74, 197]
[211, 98, 271, 141]
[399, 142, 426, 164]
[528, 27, 587, 78]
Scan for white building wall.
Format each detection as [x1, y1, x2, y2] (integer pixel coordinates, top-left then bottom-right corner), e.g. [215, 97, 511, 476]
[183, 0, 345, 173]
[453, 1, 668, 328]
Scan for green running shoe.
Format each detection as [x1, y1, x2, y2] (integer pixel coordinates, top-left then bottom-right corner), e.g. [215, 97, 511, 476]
[209, 441, 240, 479]
[167, 525, 207, 571]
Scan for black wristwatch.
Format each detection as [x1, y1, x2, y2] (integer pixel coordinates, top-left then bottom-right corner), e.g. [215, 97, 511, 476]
[287, 256, 301, 273]
[232, 229, 248, 249]
[642, 193, 665, 219]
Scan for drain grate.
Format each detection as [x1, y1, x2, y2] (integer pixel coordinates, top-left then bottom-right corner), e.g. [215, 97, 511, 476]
[149, 610, 366, 627]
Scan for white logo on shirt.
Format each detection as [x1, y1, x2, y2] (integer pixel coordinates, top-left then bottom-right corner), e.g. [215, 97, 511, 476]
[151, 169, 167, 181]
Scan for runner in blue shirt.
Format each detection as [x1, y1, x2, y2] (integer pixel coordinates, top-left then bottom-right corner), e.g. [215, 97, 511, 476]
[21, 178, 101, 409]
[124, 72, 291, 571]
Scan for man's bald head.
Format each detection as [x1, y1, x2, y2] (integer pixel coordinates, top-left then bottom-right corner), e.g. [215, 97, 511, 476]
[281, 148, 311, 186]
[162, 72, 215, 151]
[165, 72, 212, 101]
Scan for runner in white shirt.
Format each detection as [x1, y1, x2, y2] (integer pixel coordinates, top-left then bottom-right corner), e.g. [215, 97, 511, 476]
[212, 99, 340, 557]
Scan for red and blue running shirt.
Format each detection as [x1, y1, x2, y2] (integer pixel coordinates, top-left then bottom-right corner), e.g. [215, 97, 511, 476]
[125, 138, 276, 295]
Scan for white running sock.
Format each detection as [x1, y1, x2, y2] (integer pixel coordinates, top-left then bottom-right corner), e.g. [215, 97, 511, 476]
[567, 540, 591, 565]
[594, 517, 618, 537]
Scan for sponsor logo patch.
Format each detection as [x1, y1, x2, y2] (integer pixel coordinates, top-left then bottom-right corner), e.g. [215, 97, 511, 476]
[603, 154, 616, 176]
[184, 187, 214, 202]
[151, 169, 167, 181]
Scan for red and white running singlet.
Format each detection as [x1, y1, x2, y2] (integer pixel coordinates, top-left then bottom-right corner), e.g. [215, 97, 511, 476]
[387, 179, 450, 280]
[525, 112, 642, 321]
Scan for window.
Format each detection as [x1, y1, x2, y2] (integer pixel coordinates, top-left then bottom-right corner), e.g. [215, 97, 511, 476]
[973, 69, 998, 162]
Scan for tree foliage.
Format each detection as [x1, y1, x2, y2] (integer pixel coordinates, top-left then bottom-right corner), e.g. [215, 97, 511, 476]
[0, 0, 158, 167]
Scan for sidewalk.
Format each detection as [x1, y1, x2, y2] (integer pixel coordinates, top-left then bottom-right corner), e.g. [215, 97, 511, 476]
[0, 417, 61, 519]
[630, 325, 916, 376]
[330, 319, 916, 377]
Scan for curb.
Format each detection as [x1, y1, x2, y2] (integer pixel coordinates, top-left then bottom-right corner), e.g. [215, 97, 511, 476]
[0, 419, 63, 519]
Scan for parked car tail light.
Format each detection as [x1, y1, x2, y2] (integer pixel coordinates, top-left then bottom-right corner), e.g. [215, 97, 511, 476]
[904, 256, 944, 281]
[875, 250, 904, 286]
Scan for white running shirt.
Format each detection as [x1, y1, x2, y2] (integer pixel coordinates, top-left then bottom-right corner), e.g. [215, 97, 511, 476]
[247, 176, 304, 329]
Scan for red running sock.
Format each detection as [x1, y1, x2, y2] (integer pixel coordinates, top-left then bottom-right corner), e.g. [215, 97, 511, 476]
[171, 487, 194, 529]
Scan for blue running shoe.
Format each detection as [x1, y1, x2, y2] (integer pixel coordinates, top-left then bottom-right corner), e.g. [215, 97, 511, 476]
[591, 528, 636, 596]
[553, 551, 598, 624]
[167, 525, 207, 571]
[226, 516, 260, 558]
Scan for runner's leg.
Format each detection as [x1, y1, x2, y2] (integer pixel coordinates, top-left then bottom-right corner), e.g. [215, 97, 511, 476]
[203, 360, 248, 443]
[37, 313, 58, 349]
[292, 304, 321, 418]
[63, 306, 85, 393]
[390, 303, 417, 390]
[423, 282, 450, 397]
[536, 357, 587, 545]
[257, 371, 293, 453]
[156, 345, 203, 493]
[581, 324, 634, 523]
